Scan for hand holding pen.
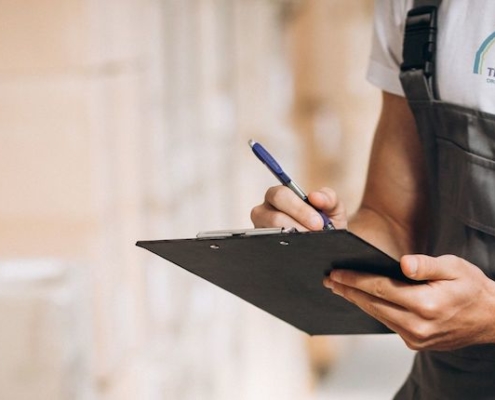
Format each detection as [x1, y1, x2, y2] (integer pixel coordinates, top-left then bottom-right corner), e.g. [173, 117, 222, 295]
[249, 140, 336, 231]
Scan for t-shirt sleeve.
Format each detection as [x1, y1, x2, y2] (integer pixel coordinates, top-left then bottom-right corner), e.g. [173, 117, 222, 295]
[366, 0, 411, 97]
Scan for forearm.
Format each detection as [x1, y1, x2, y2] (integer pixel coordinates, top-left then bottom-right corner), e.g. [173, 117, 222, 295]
[345, 92, 430, 260]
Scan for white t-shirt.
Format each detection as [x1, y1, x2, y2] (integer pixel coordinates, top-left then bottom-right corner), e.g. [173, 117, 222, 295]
[367, 0, 495, 115]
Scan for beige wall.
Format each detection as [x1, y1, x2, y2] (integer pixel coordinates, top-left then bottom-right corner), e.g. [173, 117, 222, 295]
[0, 0, 150, 397]
[0, 0, 380, 399]
[288, 0, 380, 211]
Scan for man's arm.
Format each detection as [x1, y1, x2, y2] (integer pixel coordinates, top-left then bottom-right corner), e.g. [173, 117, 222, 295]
[349, 91, 430, 259]
[252, 91, 495, 350]
[251, 90, 429, 259]
[322, 94, 495, 350]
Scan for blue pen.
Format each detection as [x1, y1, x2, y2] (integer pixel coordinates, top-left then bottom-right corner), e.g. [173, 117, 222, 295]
[249, 139, 335, 230]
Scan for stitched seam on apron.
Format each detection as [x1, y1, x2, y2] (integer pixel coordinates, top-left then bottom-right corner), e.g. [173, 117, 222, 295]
[437, 138, 495, 170]
[408, 100, 495, 122]
[438, 197, 495, 236]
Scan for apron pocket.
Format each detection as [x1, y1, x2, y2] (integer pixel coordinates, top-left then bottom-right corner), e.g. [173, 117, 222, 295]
[437, 139, 495, 237]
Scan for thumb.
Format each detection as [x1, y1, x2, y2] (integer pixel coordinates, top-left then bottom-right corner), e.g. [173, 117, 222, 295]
[307, 188, 347, 229]
[307, 188, 338, 211]
[401, 254, 458, 281]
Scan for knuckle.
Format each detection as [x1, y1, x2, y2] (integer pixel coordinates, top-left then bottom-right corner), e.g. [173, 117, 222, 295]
[250, 203, 286, 228]
[373, 280, 387, 299]
[365, 302, 380, 318]
[435, 254, 461, 273]
[320, 187, 337, 200]
[418, 298, 441, 320]
[265, 185, 287, 205]
[337, 285, 352, 302]
[440, 254, 458, 264]
[250, 205, 263, 224]
[404, 340, 423, 351]
[410, 322, 433, 342]
[271, 212, 289, 228]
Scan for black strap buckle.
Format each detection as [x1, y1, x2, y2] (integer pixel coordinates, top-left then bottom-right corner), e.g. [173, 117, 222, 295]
[401, 6, 438, 76]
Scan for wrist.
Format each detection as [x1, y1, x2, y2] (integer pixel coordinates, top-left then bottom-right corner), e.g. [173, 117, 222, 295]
[483, 277, 495, 344]
[349, 207, 411, 259]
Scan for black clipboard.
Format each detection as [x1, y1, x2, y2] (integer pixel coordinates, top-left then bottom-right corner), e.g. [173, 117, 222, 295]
[136, 229, 406, 335]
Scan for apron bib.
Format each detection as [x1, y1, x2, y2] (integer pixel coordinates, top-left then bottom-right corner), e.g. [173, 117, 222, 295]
[394, 1, 495, 398]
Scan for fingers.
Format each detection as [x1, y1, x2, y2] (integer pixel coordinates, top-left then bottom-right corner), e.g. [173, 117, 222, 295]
[325, 270, 413, 309]
[324, 255, 494, 351]
[324, 274, 418, 332]
[250, 202, 310, 231]
[324, 257, 465, 325]
[251, 186, 331, 231]
[324, 268, 449, 320]
[324, 271, 446, 345]
[250, 186, 317, 230]
[250, 185, 347, 231]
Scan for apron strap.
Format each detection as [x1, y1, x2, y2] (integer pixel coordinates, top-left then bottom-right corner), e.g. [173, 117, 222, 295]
[400, 0, 442, 101]
[413, 0, 442, 7]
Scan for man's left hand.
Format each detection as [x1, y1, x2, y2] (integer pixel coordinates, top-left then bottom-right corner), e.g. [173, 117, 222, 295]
[324, 254, 495, 351]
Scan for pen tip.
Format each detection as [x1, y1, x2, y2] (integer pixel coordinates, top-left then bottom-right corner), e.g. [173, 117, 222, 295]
[248, 139, 256, 148]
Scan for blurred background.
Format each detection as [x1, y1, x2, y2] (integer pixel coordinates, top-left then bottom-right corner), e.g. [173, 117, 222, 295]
[0, 0, 415, 399]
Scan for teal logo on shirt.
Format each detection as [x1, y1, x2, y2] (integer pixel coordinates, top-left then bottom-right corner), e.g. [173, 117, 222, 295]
[474, 31, 495, 82]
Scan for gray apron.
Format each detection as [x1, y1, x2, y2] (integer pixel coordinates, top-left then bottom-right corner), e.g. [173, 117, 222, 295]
[394, 0, 495, 398]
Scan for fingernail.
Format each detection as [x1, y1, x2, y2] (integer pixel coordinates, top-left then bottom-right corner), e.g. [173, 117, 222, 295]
[323, 279, 334, 290]
[407, 256, 418, 276]
[310, 214, 322, 229]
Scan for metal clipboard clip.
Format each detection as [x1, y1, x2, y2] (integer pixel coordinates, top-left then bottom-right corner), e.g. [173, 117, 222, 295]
[196, 227, 298, 239]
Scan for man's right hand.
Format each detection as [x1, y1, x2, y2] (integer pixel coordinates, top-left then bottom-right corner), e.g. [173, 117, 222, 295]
[250, 186, 348, 231]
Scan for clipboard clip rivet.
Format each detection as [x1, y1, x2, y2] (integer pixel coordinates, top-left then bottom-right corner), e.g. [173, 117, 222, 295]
[279, 241, 289, 246]
[210, 244, 220, 250]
